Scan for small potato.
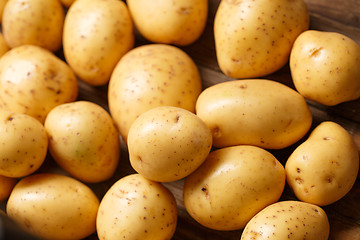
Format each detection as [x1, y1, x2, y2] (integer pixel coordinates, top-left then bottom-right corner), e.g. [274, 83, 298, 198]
[2, 0, 64, 52]
[196, 79, 312, 149]
[127, 0, 208, 46]
[290, 30, 360, 106]
[241, 201, 330, 240]
[0, 33, 9, 57]
[0, 175, 17, 201]
[0, 45, 78, 123]
[214, 0, 309, 78]
[6, 173, 100, 240]
[108, 44, 202, 142]
[44, 101, 120, 183]
[128, 106, 212, 182]
[0, 110, 48, 178]
[183, 145, 286, 231]
[63, 0, 134, 86]
[285, 121, 359, 206]
[97, 173, 177, 240]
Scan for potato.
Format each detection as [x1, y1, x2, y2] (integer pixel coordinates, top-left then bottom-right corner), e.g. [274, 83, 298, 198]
[183, 145, 286, 231]
[60, 0, 75, 8]
[196, 79, 312, 149]
[127, 0, 208, 46]
[128, 106, 212, 182]
[290, 30, 360, 106]
[0, 33, 9, 57]
[97, 173, 177, 240]
[0, 0, 7, 24]
[0, 175, 17, 201]
[63, 0, 134, 86]
[2, 0, 64, 52]
[108, 44, 202, 142]
[0, 110, 48, 178]
[44, 101, 120, 183]
[0, 45, 78, 123]
[214, 0, 309, 78]
[241, 200, 330, 240]
[6, 173, 99, 240]
[285, 121, 359, 206]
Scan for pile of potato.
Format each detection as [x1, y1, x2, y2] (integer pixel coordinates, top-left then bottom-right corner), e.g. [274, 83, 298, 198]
[0, 0, 359, 239]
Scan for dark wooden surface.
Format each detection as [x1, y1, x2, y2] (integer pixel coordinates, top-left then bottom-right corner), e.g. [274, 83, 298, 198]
[2, 0, 360, 239]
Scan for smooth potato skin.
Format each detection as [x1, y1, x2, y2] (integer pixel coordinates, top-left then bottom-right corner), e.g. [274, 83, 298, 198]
[241, 201, 330, 240]
[0, 175, 17, 201]
[44, 101, 120, 183]
[0, 45, 78, 123]
[290, 30, 360, 106]
[97, 174, 177, 240]
[6, 173, 99, 240]
[183, 145, 286, 231]
[127, 0, 208, 46]
[0, 33, 9, 57]
[63, 0, 134, 86]
[2, 0, 64, 52]
[285, 121, 359, 206]
[195, 79, 312, 149]
[214, 0, 309, 78]
[108, 44, 202, 142]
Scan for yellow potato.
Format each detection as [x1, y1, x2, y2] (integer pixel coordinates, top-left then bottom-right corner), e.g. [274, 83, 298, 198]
[2, 0, 64, 52]
[0, 110, 48, 178]
[127, 0, 208, 46]
[0, 33, 9, 57]
[7, 173, 99, 240]
[241, 201, 330, 240]
[0, 175, 17, 201]
[108, 44, 202, 142]
[44, 101, 120, 183]
[290, 30, 360, 106]
[183, 145, 286, 231]
[196, 79, 312, 149]
[214, 0, 309, 78]
[97, 173, 177, 240]
[285, 121, 359, 206]
[0, 0, 8, 24]
[127, 106, 212, 182]
[0, 45, 78, 123]
[60, 0, 75, 8]
[63, 0, 134, 86]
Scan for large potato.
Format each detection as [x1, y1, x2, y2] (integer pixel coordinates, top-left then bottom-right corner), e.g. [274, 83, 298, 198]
[285, 121, 359, 206]
[0, 45, 78, 123]
[44, 101, 120, 183]
[108, 44, 202, 142]
[214, 0, 309, 78]
[196, 79, 312, 149]
[241, 201, 330, 240]
[0, 110, 48, 178]
[97, 173, 177, 240]
[63, 0, 134, 86]
[127, 0, 208, 46]
[127, 106, 212, 182]
[7, 173, 99, 240]
[290, 30, 360, 106]
[2, 0, 64, 52]
[183, 145, 286, 231]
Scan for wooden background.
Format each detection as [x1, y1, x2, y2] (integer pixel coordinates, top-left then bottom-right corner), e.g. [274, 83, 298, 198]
[2, 0, 360, 239]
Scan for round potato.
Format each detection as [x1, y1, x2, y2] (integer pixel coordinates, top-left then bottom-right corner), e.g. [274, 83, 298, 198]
[241, 201, 330, 240]
[196, 79, 312, 149]
[183, 145, 286, 231]
[290, 30, 360, 106]
[44, 101, 120, 183]
[0, 45, 78, 123]
[6, 173, 99, 240]
[2, 0, 64, 52]
[127, 0, 208, 46]
[97, 173, 177, 240]
[285, 121, 359, 206]
[0, 110, 48, 178]
[214, 0, 309, 78]
[0, 33, 9, 57]
[108, 44, 202, 142]
[63, 0, 134, 86]
[0, 175, 17, 201]
[128, 106, 212, 182]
